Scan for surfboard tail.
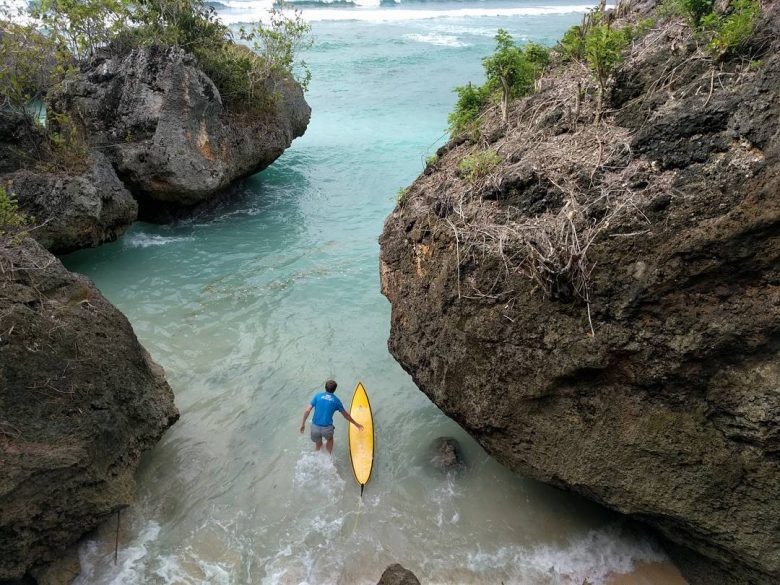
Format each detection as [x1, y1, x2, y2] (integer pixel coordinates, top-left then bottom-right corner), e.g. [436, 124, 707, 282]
[360, 483, 364, 498]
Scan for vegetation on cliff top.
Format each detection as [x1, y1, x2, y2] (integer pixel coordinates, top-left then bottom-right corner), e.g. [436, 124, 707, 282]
[2, 0, 311, 117]
[418, 0, 767, 336]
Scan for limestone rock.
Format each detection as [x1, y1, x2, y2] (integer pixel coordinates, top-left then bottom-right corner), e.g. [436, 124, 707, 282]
[379, 3, 780, 584]
[377, 564, 421, 585]
[52, 46, 311, 217]
[3, 152, 137, 254]
[429, 437, 464, 472]
[0, 238, 179, 580]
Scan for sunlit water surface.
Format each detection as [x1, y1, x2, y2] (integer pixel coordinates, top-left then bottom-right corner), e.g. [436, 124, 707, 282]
[63, 2, 682, 583]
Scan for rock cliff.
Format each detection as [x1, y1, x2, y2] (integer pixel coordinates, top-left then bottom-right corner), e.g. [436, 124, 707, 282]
[52, 46, 311, 218]
[0, 238, 179, 581]
[380, 2, 779, 584]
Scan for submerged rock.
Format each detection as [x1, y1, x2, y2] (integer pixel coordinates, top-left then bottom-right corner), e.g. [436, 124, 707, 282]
[380, 2, 779, 584]
[377, 564, 421, 585]
[429, 436, 464, 472]
[52, 46, 311, 218]
[0, 238, 179, 580]
[3, 152, 137, 254]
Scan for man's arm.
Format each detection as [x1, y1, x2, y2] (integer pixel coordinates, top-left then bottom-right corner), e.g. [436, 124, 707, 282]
[300, 405, 313, 433]
[340, 409, 364, 431]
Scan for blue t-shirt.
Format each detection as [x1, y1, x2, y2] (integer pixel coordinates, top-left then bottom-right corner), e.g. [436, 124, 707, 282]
[310, 392, 344, 427]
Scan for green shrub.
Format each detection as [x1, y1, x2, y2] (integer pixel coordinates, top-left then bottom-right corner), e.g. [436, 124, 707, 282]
[425, 154, 439, 167]
[457, 150, 501, 181]
[448, 82, 489, 136]
[558, 8, 633, 123]
[483, 30, 550, 123]
[704, 0, 761, 56]
[558, 24, 586, 61]
[0, 186, 33, 236]
[447, 32, 549, 135]
[659, 0, 761, 57]
[660, 0, 715, 26]
[396, 187, 410, 204]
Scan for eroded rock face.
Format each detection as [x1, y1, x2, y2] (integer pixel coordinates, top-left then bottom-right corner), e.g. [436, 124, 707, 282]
[52, 46, 311, 216]
[0, 238, 179, 580]
[3, 152, 137, 254]
[380, 4, 779, 585]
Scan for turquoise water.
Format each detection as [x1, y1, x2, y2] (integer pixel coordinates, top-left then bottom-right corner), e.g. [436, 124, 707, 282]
[63, 2, 674, 584]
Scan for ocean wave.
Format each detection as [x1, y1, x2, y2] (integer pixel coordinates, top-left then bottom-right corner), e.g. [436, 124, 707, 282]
[124, 233, 195, 248]
[217, 4, 593, 24]
[404, 32, 469, 47]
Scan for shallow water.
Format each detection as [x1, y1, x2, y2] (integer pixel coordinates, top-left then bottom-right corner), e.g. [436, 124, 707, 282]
[63, 2, 684, 583]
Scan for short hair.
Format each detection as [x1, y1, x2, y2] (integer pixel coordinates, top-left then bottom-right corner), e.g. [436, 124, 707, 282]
[325, 380, 337, 393]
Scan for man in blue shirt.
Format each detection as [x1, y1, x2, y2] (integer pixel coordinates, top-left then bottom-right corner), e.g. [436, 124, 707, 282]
[300, 380, 363, 454]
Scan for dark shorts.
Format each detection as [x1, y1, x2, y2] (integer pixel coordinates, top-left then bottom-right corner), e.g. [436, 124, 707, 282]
[311, 424, 335, 443]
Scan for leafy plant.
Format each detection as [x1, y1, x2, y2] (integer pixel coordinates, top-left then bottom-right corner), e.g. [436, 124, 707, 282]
[31, 0, 131, 61]
[703, 0, 761, 57]
[558, 24, 586, 62]
[0, 18, 71, 114]
[239, 6, 312, 93]
[448, 82, 489, 137]
[584, 19, 631, 123]
[0, 186, 33, 237]
[396, 187, 410, 204]
[425, 154, 439, 167]
[457, 150, 501, 181]
[483, 30, 549, 123]
[659, 0, 761, 57]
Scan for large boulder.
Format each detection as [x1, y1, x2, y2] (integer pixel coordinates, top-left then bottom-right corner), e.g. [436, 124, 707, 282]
[3, 151, 138, 254]
[52, 46, 311, 216]
[0, 237, 179, 580]
[380, 3, 779, 585]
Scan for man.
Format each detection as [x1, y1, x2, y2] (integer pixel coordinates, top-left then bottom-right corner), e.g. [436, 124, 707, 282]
[300, 380, 363, 454]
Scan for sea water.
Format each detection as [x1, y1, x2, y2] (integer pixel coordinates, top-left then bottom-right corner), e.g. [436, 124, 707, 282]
[62, 2, 684, 583]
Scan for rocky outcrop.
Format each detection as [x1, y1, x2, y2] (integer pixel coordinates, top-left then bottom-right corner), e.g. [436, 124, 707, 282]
[0, 111, 137, 254]
[376, 564, 421, 585]
[3, 152, 137, 254]
[380, 2, 779, 585]
[52, 46, 311, 217]
[0, 237, 179, 580]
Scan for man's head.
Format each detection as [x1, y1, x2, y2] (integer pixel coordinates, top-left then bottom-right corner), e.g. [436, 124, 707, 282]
[325, 380, 337, 393]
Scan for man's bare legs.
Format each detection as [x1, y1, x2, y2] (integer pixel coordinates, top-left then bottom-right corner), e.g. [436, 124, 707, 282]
[326, 438, 334, 454]
[314, 440, 322, 452]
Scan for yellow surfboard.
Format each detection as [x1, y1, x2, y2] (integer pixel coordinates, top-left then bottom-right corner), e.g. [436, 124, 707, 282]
[348, 382, 374, 495]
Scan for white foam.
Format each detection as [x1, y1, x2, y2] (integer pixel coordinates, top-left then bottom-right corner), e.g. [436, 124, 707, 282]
[404, 32, 468, 47]
[75, 521, 161, 585]
[292, 449, 346, 497]
[124, 233, 195, 248]
[463, 525, 667, 585]
[154, 554, 233, 585]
